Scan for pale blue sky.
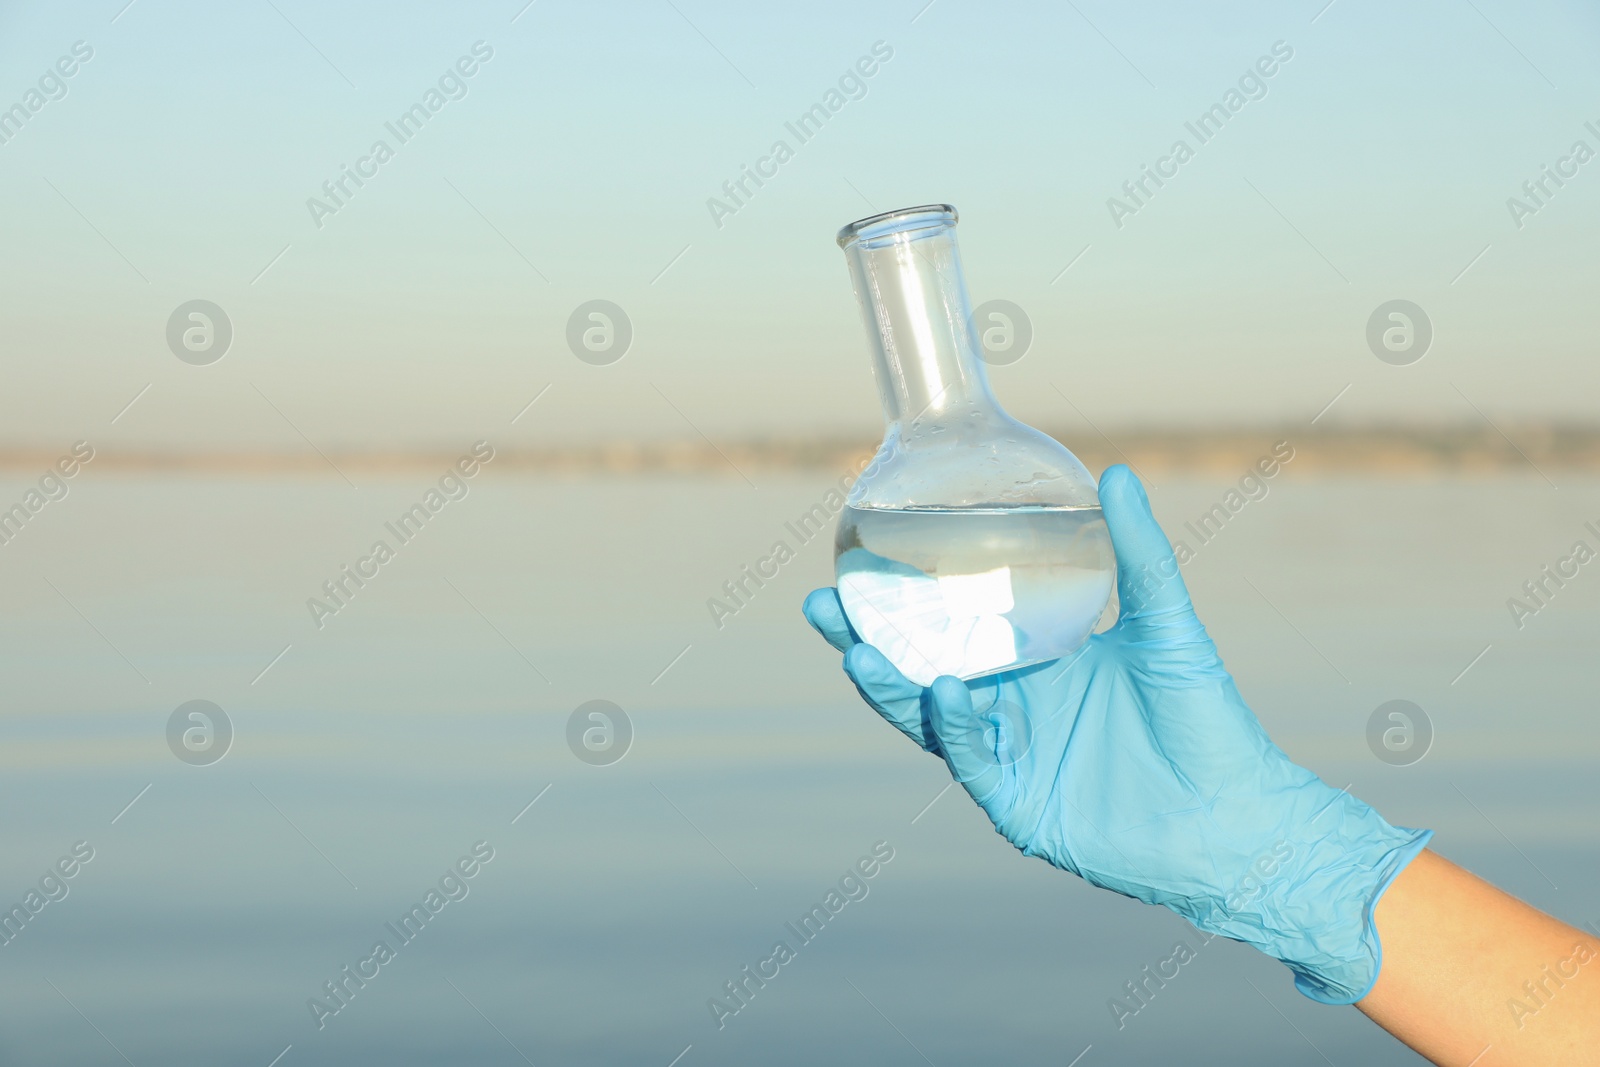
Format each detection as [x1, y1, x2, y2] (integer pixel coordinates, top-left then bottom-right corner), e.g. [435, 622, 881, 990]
[2, 0, 1597, 449]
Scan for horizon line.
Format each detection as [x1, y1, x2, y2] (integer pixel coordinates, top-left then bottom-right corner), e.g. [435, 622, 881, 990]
[4, 423, 1600, 474]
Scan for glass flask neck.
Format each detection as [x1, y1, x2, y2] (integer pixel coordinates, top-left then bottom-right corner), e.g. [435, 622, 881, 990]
[838, 205, 999, 430]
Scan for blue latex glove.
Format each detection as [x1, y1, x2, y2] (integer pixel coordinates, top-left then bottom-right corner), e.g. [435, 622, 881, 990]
[804, 465, 1431, 1004]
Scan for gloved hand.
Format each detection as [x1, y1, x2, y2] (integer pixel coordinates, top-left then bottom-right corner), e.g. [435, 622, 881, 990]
[804, 465, 1431, 1004]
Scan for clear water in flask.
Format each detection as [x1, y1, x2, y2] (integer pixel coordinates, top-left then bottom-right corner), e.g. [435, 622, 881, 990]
[835, 503, 1115, 686]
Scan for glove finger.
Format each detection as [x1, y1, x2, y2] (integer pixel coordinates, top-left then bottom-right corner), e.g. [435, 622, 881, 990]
[843, 643, 939, 752]
[802, 587, 859, 653]
[1099, 465, 1196, 624]
[926, 675, 1007, 806]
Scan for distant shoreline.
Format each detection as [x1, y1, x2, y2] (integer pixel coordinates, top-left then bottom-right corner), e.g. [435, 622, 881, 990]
[1, 425, 1595, 475]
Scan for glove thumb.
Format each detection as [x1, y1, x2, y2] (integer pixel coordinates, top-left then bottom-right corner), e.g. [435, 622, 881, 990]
[925, 675, 1010, 809]
[1099, 465, 1200, 633]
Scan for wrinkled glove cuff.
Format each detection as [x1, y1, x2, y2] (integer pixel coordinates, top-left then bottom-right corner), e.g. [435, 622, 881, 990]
[1182, 789, 1433, 1006]
[1288, 824, 1432, 1004]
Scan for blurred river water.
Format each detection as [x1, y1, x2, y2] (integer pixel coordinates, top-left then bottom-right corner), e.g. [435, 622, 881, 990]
[0, 467, 1596, 1065]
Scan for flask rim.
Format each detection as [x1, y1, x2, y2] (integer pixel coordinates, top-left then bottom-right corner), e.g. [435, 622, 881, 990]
[837, 204, 958, 248]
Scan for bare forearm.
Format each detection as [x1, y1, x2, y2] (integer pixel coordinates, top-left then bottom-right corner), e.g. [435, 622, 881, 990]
[1358, 849, 1600, 1066]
